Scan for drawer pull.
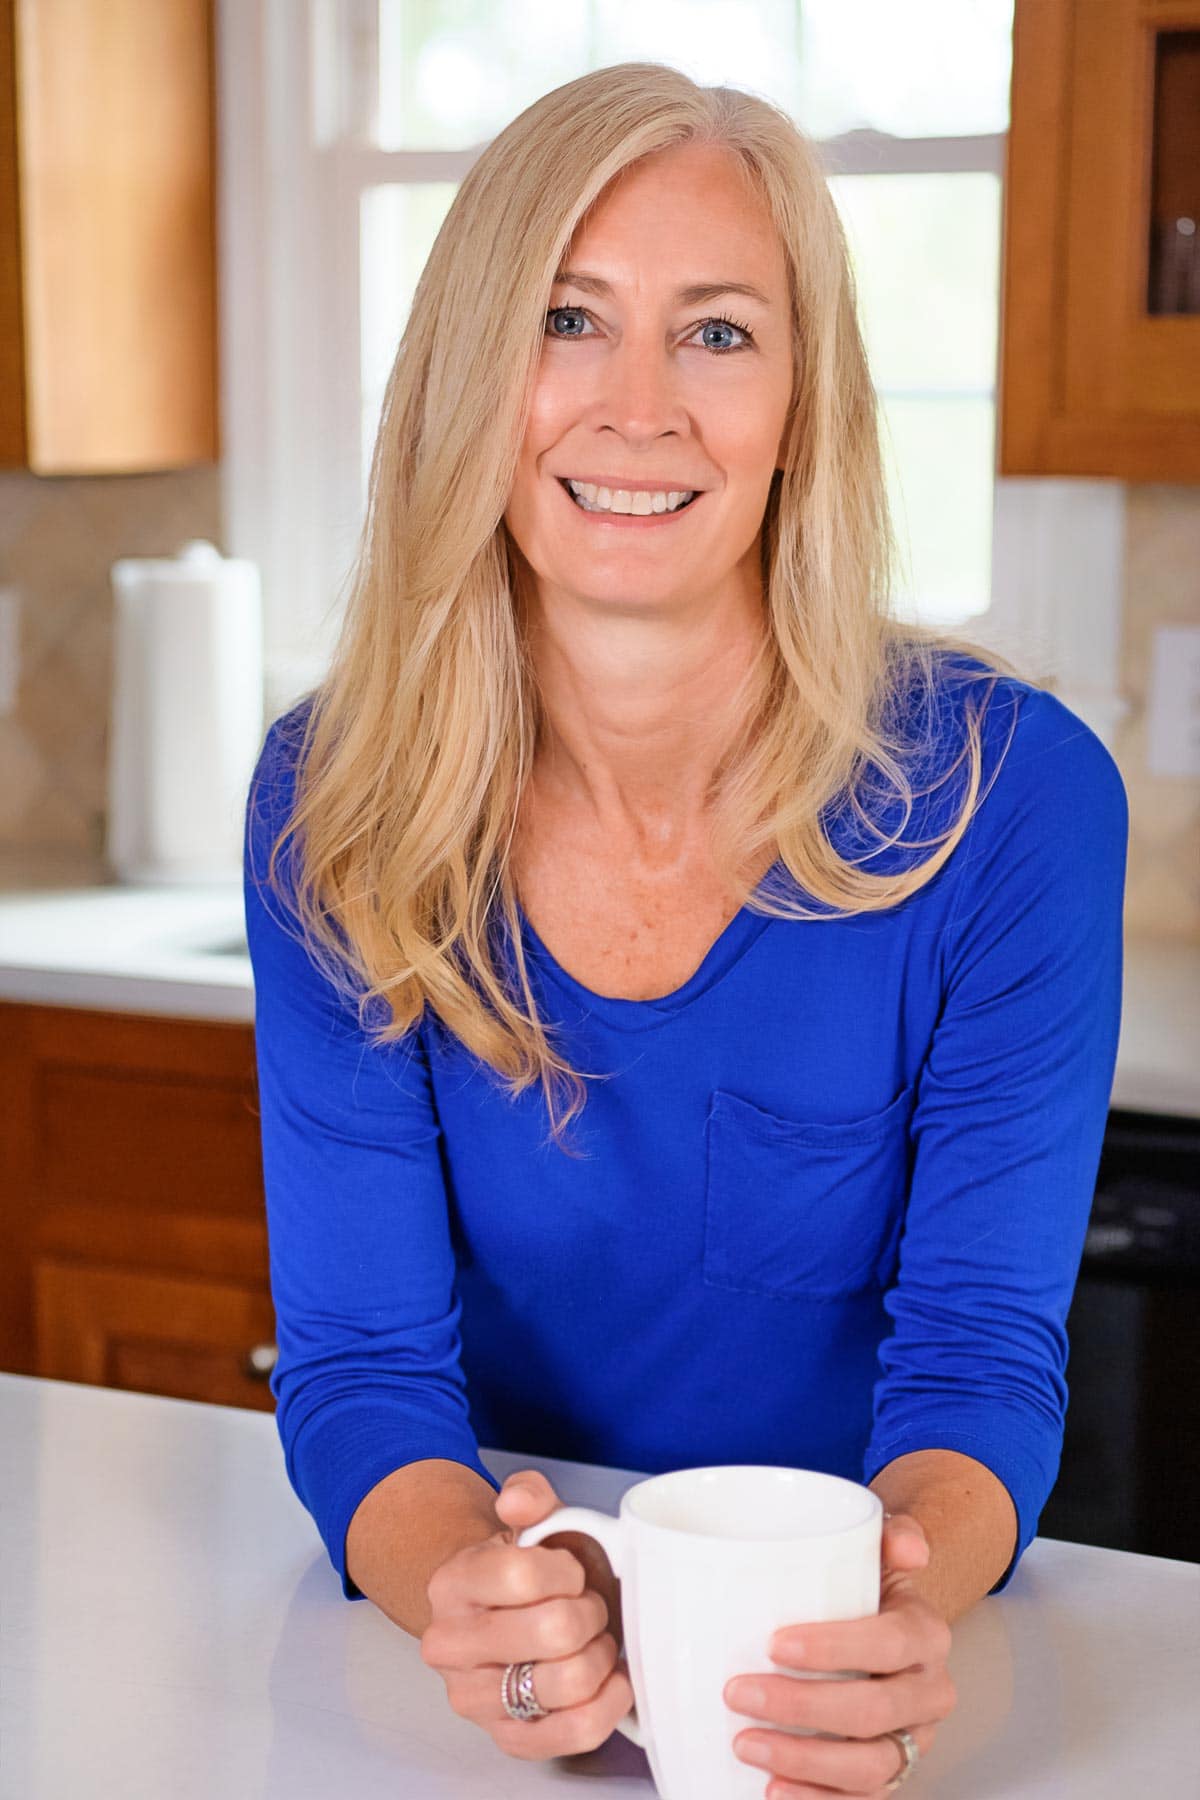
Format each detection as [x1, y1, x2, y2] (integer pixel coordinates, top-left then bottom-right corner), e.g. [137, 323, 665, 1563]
[243, 1342, 278, 1381]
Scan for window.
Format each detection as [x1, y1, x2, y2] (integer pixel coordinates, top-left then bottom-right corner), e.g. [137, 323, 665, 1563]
[216, 0, 1127, 745]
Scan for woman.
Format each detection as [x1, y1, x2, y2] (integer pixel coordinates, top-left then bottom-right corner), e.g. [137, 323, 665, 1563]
[244, 63, 1127, 1797]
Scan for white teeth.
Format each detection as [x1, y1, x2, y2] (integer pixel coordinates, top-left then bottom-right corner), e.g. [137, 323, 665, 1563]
[565, 479, 696, 515]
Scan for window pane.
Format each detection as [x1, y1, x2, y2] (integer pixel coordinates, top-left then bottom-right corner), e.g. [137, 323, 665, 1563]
[796, 0, 1015, 138]
[880, 397, 995, 625]
[375, 0, 804, 146]
[376, 0, 589, 149]
[823, 171, 1001, 626]
[375, 1, 1012, 148]
[360, 182, 458, 495]
[827, 172, 1001, 391]
[592, 0, 802, 115]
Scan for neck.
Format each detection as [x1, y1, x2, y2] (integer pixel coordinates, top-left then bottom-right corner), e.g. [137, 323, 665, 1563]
[521, 573, 768, 860]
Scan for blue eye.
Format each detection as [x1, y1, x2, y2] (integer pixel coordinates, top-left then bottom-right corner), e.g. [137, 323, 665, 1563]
[544, 305, 755, 354]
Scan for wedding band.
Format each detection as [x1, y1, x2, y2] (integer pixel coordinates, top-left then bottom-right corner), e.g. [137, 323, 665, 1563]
[501, 1660, 549, 1722]
[883, 1726, 920, 1789]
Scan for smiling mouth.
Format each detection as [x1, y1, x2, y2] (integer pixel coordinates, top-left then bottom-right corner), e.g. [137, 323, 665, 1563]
[557, 478, 702, 517]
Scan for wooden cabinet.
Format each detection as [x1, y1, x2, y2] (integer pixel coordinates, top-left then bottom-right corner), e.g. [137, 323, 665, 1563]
[0, 1001, 273, 1411]
[35, 1262, 277, 1412]
[1000, 0, 1200, 480]
[0, 0, 218, 473]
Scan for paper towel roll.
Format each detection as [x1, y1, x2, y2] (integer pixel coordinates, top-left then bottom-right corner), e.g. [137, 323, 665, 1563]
[107, 540, 264, 885]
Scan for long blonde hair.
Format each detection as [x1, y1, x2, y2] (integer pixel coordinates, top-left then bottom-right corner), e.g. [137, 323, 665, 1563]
[252, 61, 1028, 1152]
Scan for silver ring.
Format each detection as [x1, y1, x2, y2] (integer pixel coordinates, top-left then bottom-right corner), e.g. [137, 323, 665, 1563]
[501, 1660, 549, 1722]
[883, 1726, 920, 1789]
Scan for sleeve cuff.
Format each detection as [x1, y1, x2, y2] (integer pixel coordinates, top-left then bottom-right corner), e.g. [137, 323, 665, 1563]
[280, 1400, 503, 1600]
[861, 1421, 1054, 1594]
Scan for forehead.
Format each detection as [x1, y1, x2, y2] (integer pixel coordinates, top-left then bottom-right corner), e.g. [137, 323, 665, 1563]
[564, 143, 785, 291]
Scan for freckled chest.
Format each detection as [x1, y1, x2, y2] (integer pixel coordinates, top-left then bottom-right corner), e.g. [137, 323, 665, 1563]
[511, 792, 770, 1003]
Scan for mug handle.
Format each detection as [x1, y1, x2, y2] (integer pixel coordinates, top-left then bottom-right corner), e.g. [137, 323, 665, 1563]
[516, 1505, 646, 1750]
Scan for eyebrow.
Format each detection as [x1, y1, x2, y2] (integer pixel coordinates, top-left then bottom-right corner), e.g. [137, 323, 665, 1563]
[552, 268, 773, 308]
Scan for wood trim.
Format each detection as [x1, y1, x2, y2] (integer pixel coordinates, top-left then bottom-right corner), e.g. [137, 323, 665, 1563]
[17, 1001, 258, 1082]
[0, 1001, 36, 1372]
[998, 0, 1075, 473]
[1029, 409, 1200, 480]
[40, 1205, 268, 1285]
[0, 0, 26, 463]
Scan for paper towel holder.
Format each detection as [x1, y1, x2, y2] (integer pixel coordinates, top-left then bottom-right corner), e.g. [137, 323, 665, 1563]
[106, 538, 264, 886]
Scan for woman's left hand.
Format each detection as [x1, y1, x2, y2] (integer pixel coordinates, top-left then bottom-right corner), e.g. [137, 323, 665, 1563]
[722, 1512, 957, 1797]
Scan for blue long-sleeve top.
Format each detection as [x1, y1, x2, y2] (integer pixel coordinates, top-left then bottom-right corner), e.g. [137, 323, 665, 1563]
[243, 655, 1128, 1601]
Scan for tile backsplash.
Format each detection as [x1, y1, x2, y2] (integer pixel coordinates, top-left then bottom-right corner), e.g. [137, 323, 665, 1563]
[0, 468, 1196, 940]
[0, 468, 221, 882]
[1112, 487, 1200, 943]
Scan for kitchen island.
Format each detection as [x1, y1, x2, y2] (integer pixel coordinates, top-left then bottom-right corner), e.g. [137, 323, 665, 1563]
[1, 1373, 1196, 1799]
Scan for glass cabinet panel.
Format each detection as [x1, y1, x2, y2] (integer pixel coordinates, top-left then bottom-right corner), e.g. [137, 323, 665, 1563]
[1147, 31, 1200, 316]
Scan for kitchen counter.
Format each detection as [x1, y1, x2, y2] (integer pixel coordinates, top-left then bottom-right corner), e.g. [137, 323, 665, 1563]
[0, 1372, 1196, 1800]
[0, 879, 1197, 1115]
[0, 879, 252, 1022]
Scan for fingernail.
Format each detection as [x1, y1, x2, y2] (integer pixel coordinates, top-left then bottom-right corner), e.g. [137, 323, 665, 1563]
[736, 1736, 771, 1767]
[770, 1631, 803, 1658]
[726, 1679, 765, 1711]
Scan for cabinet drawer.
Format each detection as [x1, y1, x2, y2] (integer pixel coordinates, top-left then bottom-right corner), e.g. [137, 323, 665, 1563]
[35, 1260, 278, 1413]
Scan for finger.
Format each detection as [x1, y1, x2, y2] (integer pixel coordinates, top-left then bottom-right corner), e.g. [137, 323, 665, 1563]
[424, 1584, 610, 1672]
[724, 1665, 957, 1738]
[425, 1536, 584, 1624]
[733, 1717, 938, 1794]
[473, 1586, 611, 1668]
[769, 1598, 952, 1675]
[494, 1470, 561, 1526]
[444, 1630, 620, 1724]
[493, 1662, 636, 1762]
[881, 1511, 930, 1572]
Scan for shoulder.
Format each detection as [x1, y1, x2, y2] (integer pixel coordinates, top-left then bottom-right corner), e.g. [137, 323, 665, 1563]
[827, 649, 1128, 889]
[251, 694, 318, 796]
[244, 693, 320, 910]
[247, 696, 318, 835]
[912, 650, 1128, 840]
[949, 654, 1127, 843]
[913, 656, 1129, 942]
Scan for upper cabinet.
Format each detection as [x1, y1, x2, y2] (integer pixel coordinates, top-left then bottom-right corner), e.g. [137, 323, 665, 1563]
[1000, 0, 1200, 482]
[0, 0, 218, 475]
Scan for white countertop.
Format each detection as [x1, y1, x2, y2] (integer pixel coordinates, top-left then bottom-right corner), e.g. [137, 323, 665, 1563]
[0, 879, 1197, 1115]
[0, 879, 253, 1022]
[0, 1373, 1196, 1800]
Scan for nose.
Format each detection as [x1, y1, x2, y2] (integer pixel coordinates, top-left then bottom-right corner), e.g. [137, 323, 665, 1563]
[592, 327, 687, 446]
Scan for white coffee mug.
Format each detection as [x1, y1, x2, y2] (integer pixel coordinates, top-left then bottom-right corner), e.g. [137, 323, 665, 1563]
[517, 1464, 882, 1800]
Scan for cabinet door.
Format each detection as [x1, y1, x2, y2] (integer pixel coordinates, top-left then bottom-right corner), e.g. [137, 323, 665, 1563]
[1002, 0, 1200, 479]
[0, 1001, 266, 1379]
[0, 0, 218, 472]
[35, 1260, 278, 1413]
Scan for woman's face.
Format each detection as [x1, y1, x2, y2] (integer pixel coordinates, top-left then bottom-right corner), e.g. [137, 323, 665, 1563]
[504, 142, 793, 620]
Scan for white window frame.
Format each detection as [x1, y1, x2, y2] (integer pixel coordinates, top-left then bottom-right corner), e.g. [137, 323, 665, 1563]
[215, 0, 1128, 746]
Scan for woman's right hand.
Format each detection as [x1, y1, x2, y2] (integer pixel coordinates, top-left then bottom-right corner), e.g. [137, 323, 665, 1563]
[419, 1469, 635, 1761]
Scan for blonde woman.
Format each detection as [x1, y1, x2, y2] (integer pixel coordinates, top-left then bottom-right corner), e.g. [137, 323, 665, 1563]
[244, 63, 1127, 1797]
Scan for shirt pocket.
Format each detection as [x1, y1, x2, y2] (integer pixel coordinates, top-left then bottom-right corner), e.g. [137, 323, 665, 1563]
[702, 1082, 915, 1301]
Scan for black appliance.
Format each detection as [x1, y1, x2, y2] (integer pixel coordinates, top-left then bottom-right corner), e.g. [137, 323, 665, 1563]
[1038, 1106, 1200, 1563]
